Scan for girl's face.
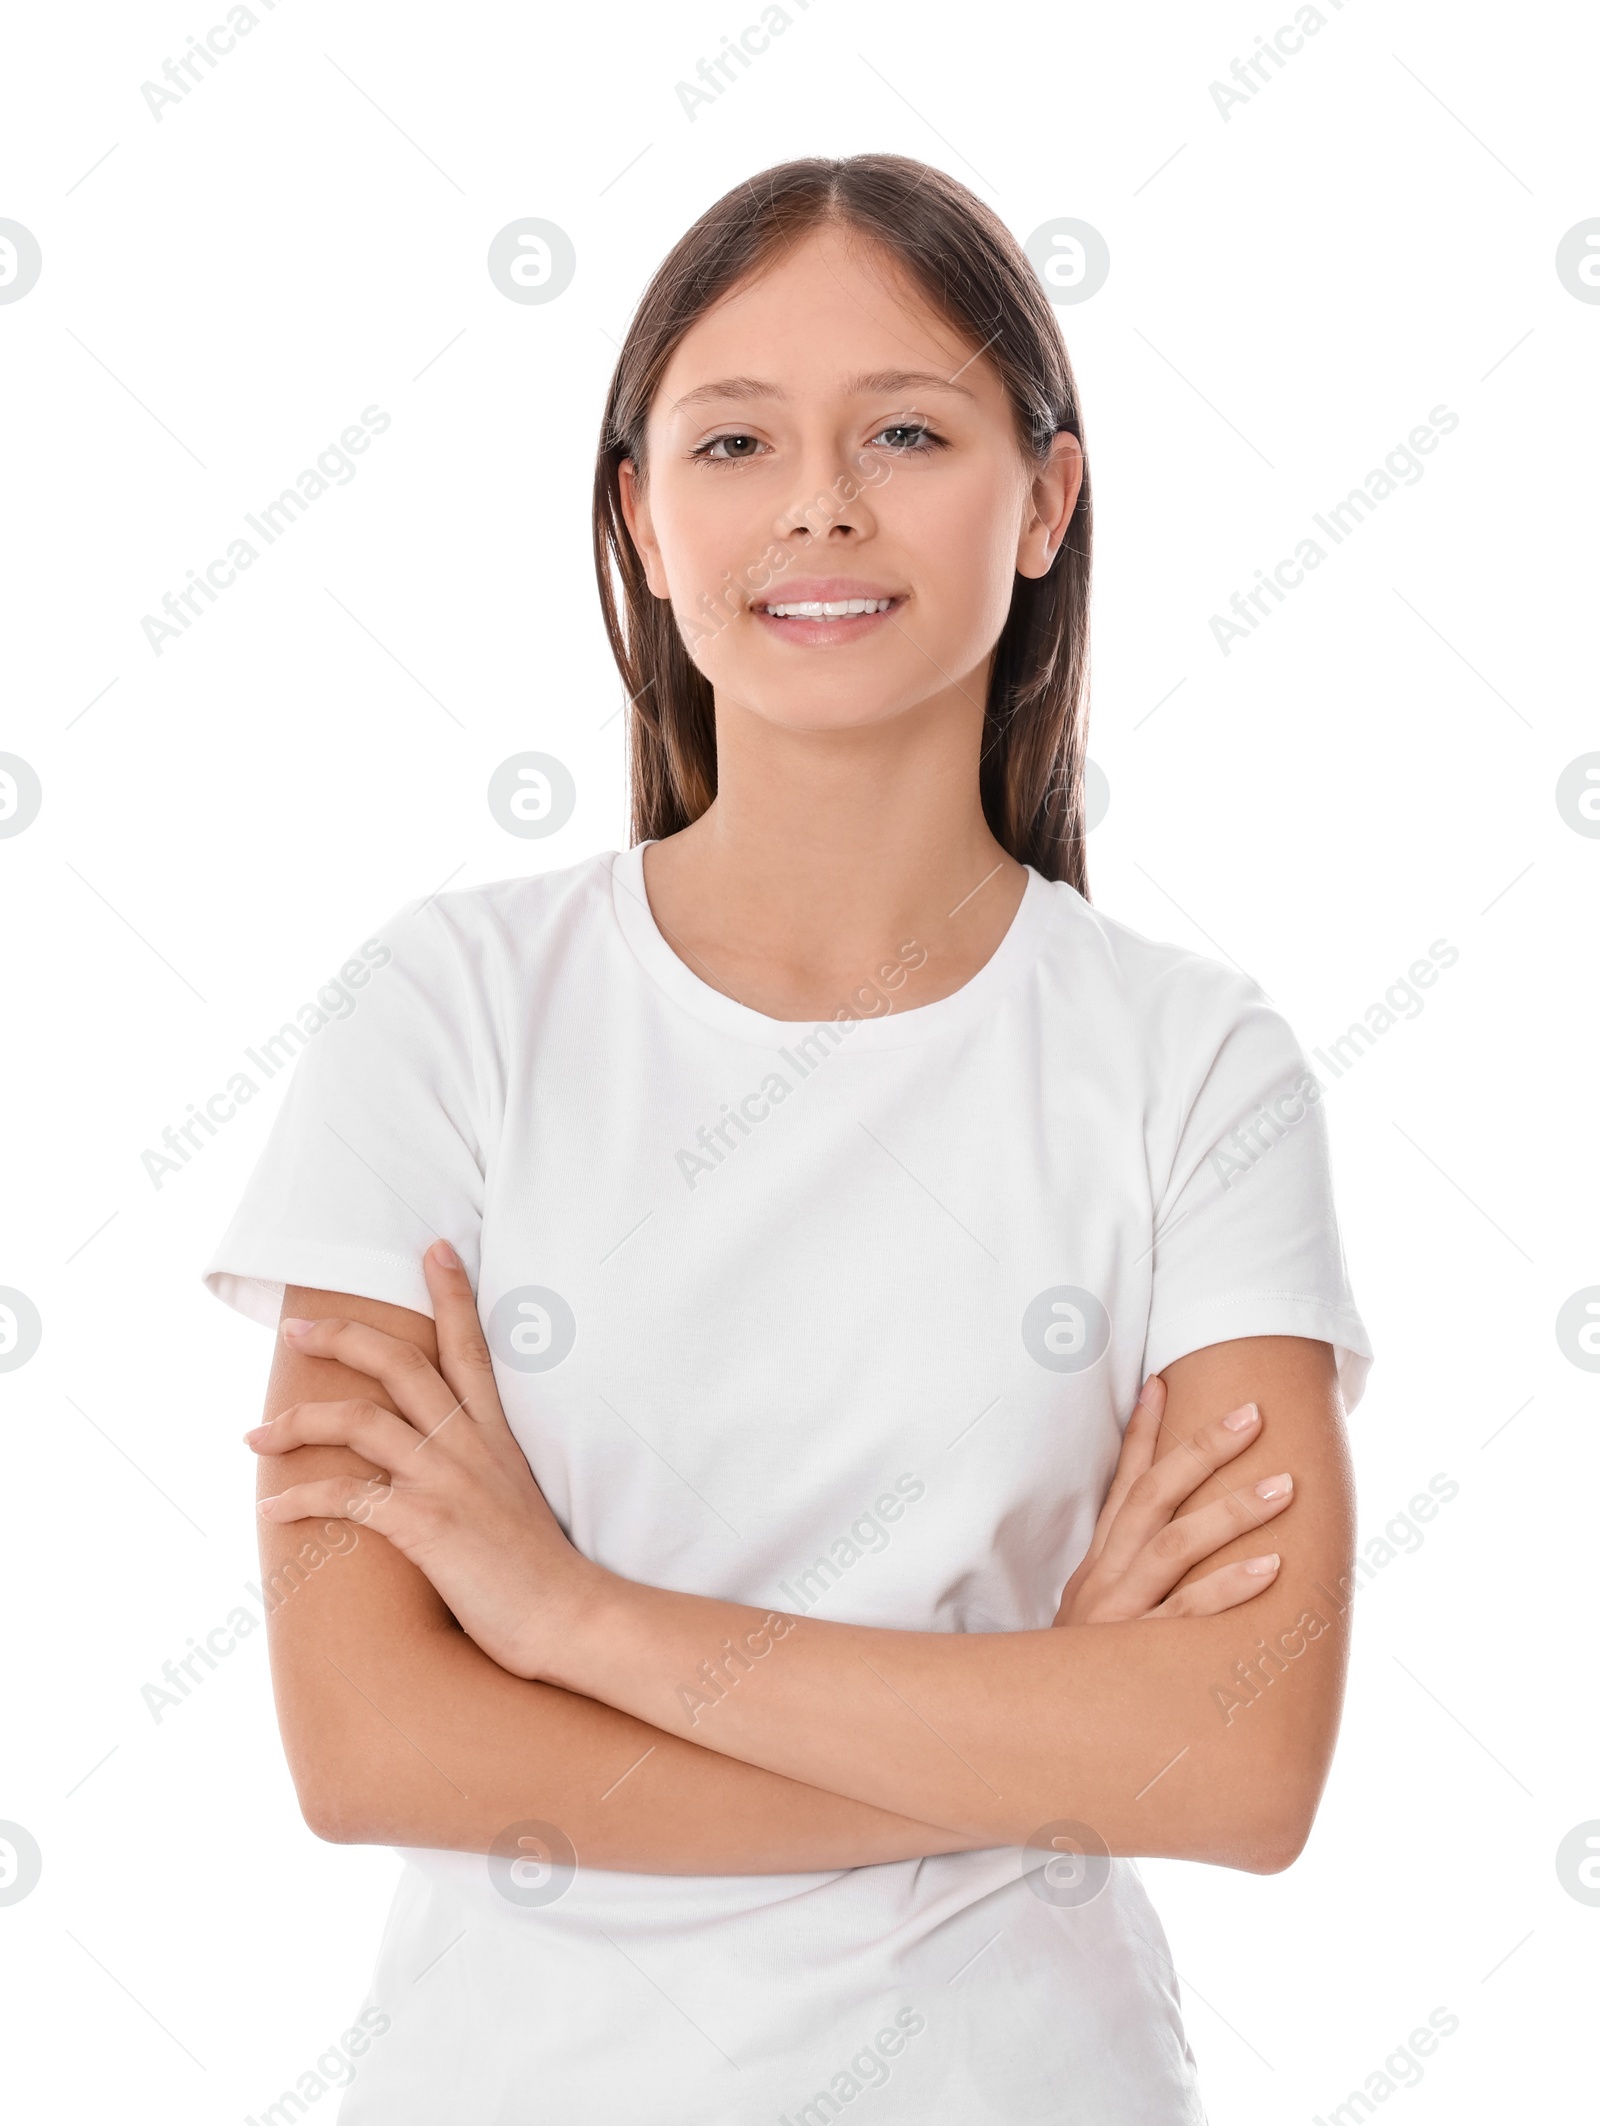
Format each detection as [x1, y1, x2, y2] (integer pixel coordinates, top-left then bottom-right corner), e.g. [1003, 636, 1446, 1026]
[620, 224, 1081, 738]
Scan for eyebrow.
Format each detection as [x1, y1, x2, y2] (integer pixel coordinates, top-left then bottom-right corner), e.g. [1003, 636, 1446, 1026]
[670, 368, 979, 412]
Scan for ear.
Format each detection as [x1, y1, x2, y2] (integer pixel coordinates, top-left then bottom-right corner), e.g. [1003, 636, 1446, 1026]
[1016, 431, 1084, 580]
[617, 458, 671, 599]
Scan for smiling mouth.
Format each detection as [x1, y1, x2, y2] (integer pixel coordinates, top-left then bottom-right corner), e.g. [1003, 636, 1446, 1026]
[751, 594, 906, 639]
[757, 597, 896, 619]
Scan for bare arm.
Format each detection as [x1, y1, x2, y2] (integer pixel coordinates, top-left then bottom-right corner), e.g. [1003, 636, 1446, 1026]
[257, 1284, 982, 1870]
[540, 1335, 1354, 1872]
[259, 1249, 1352, 1874]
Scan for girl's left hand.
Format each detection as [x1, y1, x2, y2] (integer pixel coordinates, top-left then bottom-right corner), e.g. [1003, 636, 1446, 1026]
[247, 1240, 601, 1680]
[1052, 1373, 1292, 1625]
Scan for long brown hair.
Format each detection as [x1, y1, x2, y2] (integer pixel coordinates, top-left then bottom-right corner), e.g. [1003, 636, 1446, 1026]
[592, 153, 1094, 892]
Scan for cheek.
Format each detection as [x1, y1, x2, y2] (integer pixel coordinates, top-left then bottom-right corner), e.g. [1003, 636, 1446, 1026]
[886, 470, 1020, 646]
[655, 485, 780, 619]
[656, 507, 731, 600]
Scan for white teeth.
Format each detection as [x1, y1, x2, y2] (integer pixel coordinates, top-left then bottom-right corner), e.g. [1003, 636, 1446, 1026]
[760, 597, 894, 619]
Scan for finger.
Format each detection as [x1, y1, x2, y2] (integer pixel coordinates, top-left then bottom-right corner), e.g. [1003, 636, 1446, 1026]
[422, 1241, 505, 1425]
[1095, 1400, 1264, 1574]
[1095, 1378, 1164, 1519]
[258, 1475, 393, 1529]
[1112, 1473, 1293, 1613]
[1083, 1377, 1165, 1565]
[278, 1313, 460, 1431]
[1147, 1552, 1281, 1619]
[245, 1397, 420, 1467]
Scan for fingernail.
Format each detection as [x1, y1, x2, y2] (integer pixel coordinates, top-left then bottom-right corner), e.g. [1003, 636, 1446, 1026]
[1255, 1473, 1292, 1499]
[1136, 1376, 1162, 1407]
[431, 1239, 459, 1269]
[1222, 1402, 1259, 1431]
[242, 1425, 271, 1445]
[257, 1496, 280, 1513]
[281, 1317, 315, 1339]
[1243, 1553, 1280, 1575]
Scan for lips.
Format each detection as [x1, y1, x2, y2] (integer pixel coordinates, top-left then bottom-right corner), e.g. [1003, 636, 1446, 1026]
[748, 577, 907, 645]
[751, 577, 904, 610]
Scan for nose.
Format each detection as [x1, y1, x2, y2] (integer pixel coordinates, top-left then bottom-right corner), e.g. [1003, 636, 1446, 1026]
[771, 443, 879, 546]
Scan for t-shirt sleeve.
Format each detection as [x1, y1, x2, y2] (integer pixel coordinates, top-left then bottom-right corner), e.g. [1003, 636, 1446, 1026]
[1142, 973, 1374, 1410]
[201, 897, 489, 1329]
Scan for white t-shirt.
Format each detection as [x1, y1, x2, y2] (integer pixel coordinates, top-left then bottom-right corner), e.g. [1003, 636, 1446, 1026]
[205, 844, 1372, 2126]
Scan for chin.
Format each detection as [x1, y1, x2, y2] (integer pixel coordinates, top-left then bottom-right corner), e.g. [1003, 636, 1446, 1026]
[749, 693, 930, 739]
[713, 666, 936, 736]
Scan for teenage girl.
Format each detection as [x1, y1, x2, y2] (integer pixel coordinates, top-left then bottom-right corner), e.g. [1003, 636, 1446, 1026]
[211, 153, 1370, 2123]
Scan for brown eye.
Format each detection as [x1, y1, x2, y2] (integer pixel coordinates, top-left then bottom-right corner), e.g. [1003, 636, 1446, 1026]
[697, 433, 765, 461]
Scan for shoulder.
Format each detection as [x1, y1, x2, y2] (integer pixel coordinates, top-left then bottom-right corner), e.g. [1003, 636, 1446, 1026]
[318, 852, 622, 1082]
[370, 849, 621, 986]
[1029, 879, 1317, 1139]
[1034, 877, 1284, 1062]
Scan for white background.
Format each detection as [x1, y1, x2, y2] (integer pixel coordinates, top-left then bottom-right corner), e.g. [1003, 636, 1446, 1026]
[2, 0, 1596, 2118]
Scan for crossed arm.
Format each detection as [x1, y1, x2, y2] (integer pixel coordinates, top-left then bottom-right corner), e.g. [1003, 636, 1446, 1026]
[252, 1255, 1356, 1876]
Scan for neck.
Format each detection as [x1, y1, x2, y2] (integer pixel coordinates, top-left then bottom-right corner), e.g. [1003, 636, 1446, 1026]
[640, 683, 1029, 1019]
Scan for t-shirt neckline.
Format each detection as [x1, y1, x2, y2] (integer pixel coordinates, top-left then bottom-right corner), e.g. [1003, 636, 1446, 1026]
[610, 840, 1057, 1050]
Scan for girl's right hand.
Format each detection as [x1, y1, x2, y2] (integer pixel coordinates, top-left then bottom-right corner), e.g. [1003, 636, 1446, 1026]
[1053, 1375, 1293, 1625]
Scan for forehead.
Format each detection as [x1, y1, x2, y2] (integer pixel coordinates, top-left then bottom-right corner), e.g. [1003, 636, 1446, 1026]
[651, 225, 1000, 420]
